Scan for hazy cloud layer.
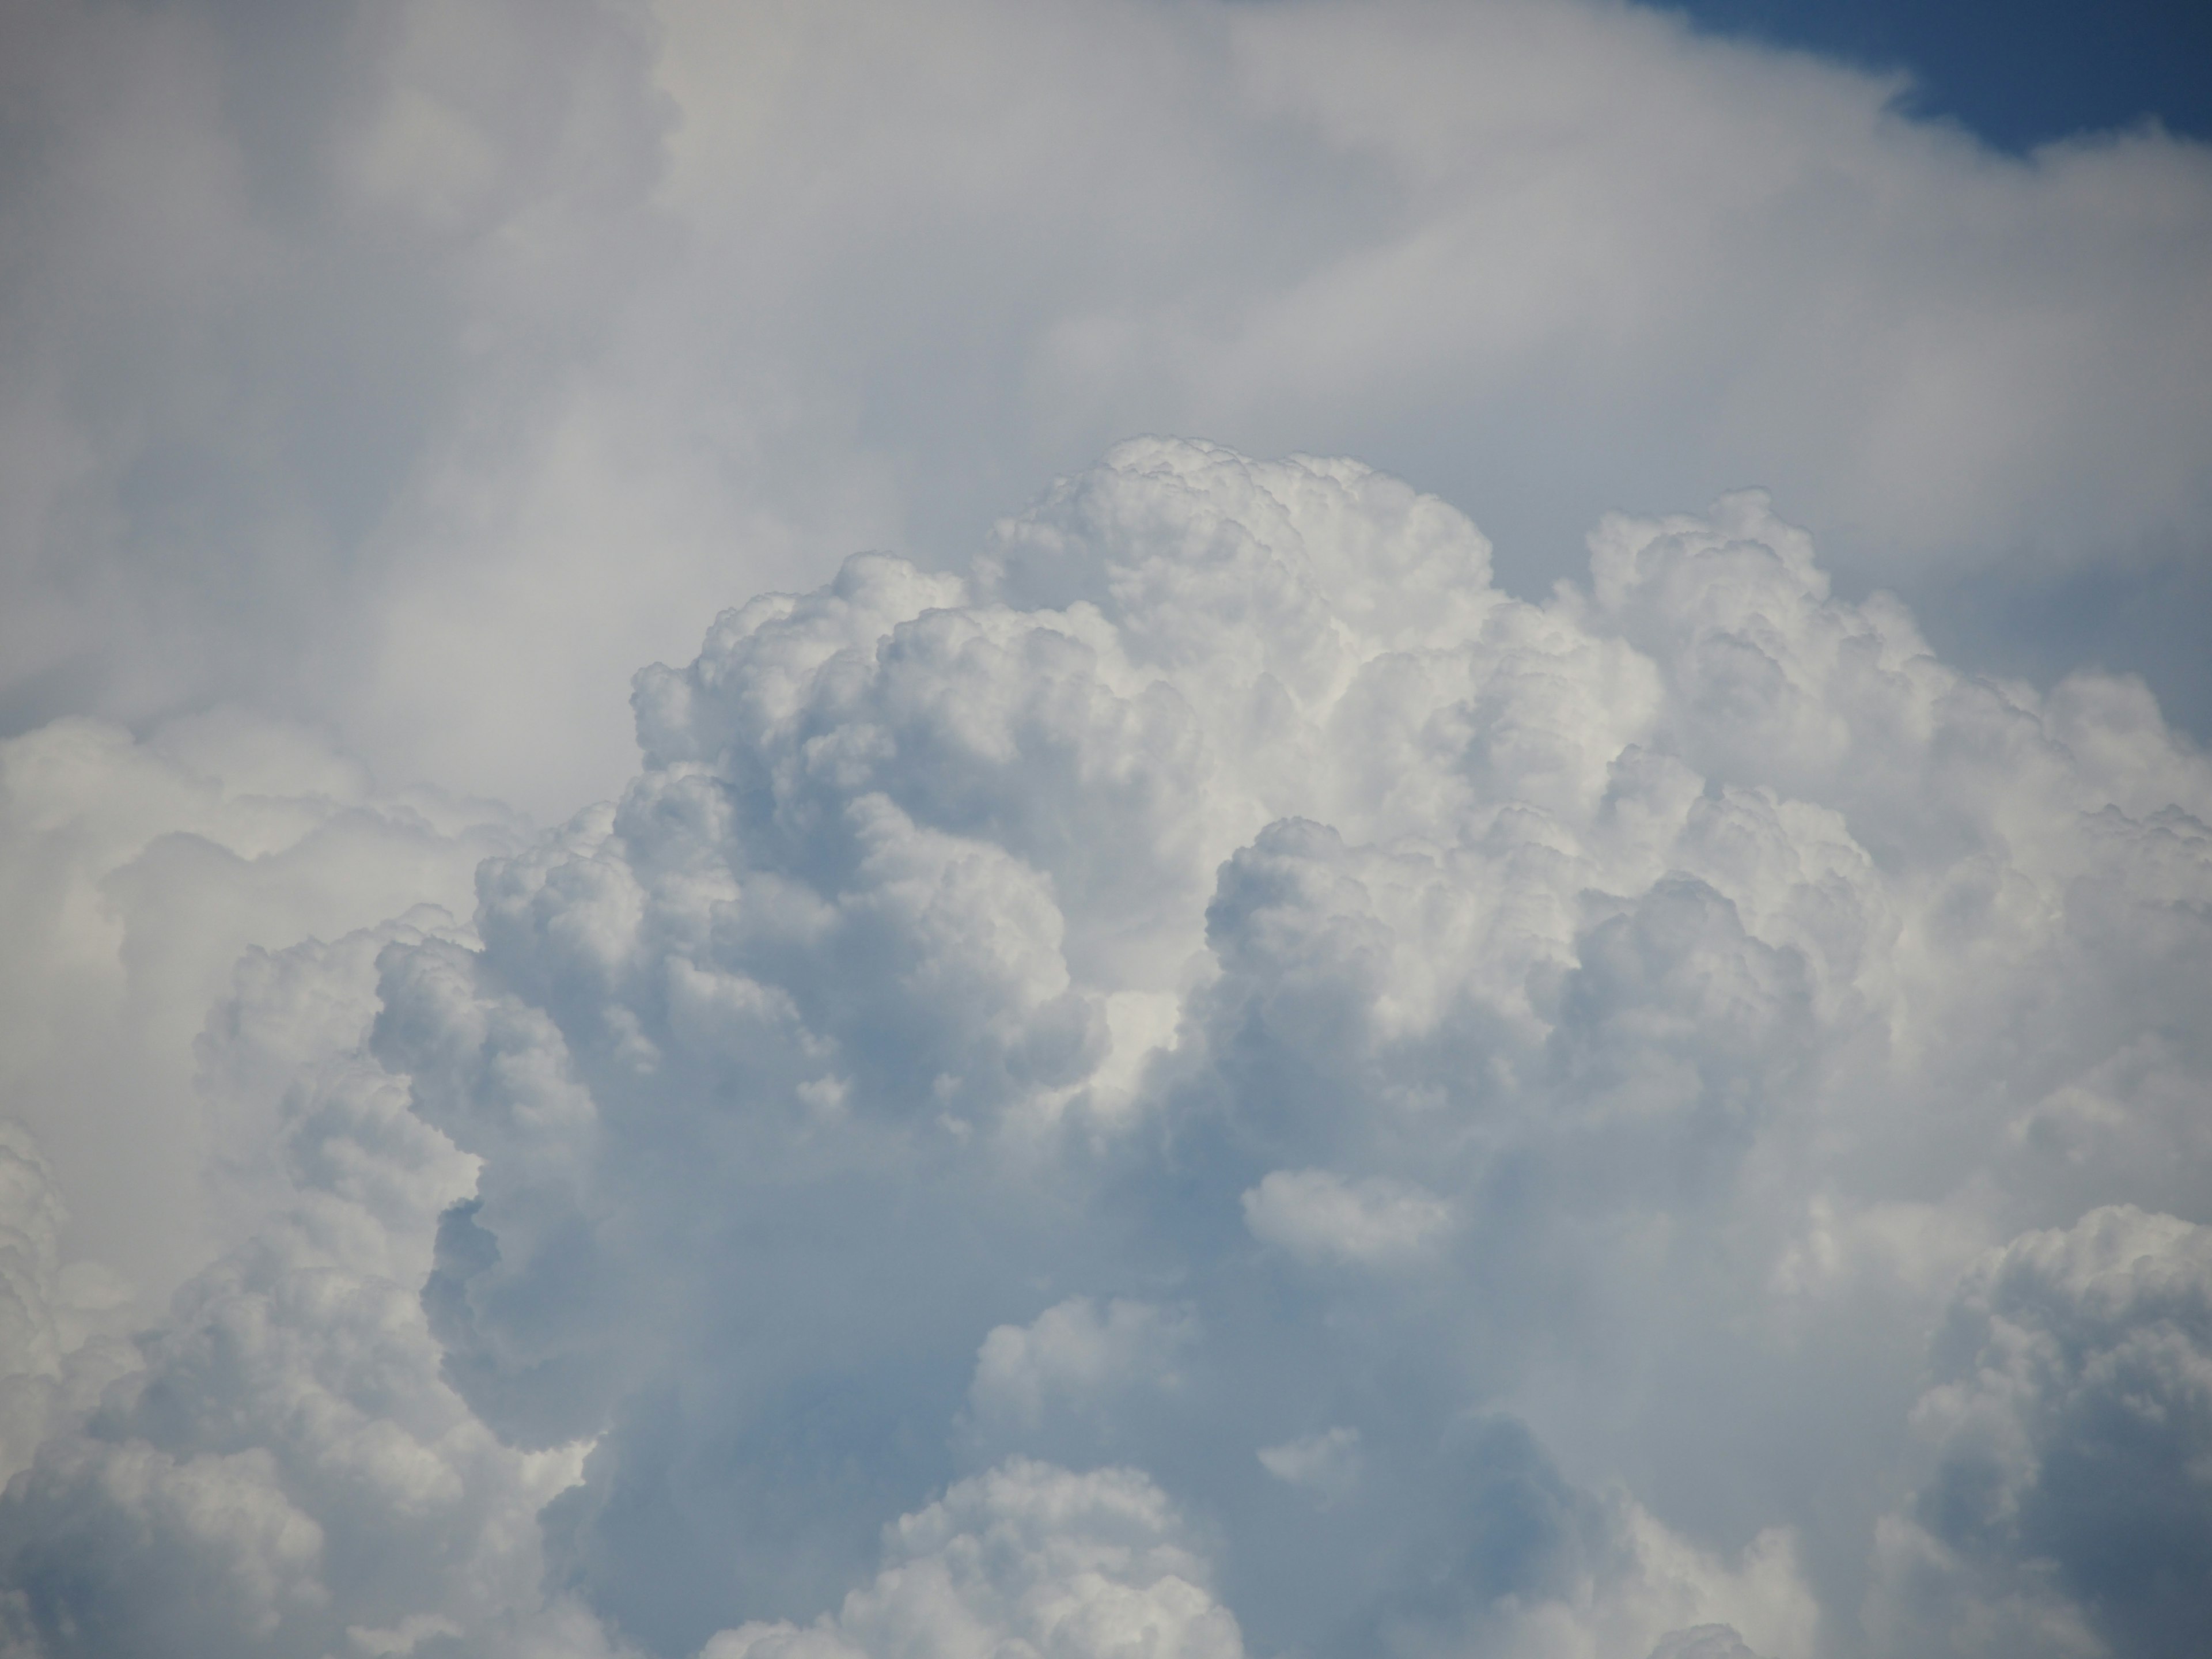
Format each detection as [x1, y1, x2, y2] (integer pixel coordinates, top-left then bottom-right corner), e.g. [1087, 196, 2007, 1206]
[3, 441, 2203, 1656]
[3, 0, 2210, 819]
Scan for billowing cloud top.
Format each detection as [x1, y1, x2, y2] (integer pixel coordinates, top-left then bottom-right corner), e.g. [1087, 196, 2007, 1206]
[6, 0, 2212, 818]
[2, 440, 2210, 1659]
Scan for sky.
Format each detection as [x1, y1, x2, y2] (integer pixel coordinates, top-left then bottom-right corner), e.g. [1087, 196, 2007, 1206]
[1668, 0, 2212, 151]
[0, 3, 2208, 1658]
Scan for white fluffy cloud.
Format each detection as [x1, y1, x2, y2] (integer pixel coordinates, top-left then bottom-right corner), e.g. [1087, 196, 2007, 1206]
[0, 711, 520, 1306]
[0, 1126, 132, 1489]
[5, 438, 2203, 1657]
[0, 915, 616, 1659]
[1241, 1170, 1455, 1268]
[968, 1299, 1200, 1444]
[699, 1460, 1244, 1659]
[8, 2, 2211, 1653]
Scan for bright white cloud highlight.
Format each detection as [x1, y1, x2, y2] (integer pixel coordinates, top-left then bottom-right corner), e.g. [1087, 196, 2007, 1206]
[1241, 1171, 1455, 1268]
[0, 714, 520, 1306]
[699, 1461, 1244, 1659]
[969, 1299, 1199, 1439]
[1256, 1426, 1363, 1502]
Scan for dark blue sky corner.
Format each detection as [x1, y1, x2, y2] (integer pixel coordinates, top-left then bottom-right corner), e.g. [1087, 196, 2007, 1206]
[1653, 0, 2212, 151]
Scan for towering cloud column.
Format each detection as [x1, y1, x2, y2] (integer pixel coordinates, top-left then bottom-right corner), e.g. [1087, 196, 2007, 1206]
[3, 440, 2208, 1659]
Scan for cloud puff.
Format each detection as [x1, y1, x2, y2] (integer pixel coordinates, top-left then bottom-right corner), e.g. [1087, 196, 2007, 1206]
[0, 711, 520, 1307]
[0, 1126, 132, 1488]
[2, 438, 2208, 1658]
[0, 918, 613, 1659]
[1646, 1631, 1764, 1659]
[968, 1299, 1199, 1443]
[698, 1460, 1243, 1659]
[1241, 1171, 1454, 1268]
[1256, 1425, 1364, 1502]
[1871, 1206, 2212, 1658]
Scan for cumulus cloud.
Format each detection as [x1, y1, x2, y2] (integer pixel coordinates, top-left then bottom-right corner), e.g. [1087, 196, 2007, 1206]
[698, 1460, 1243, 1659]
[7, 0, 2212, 1651]
[968, 1298, 1200, 1444]
[1870, 1206, 2212, 1658]
[1646, 1631, 1765, 1659]
[1256, 1425, 1363, 1502]
[2, 437, 2209, 1658]
[0, 711, 520, 1305]
[0, 1126, 131, 1487]
[0, 915, 612, 1659]
[1241, 1171, 1455, 1268]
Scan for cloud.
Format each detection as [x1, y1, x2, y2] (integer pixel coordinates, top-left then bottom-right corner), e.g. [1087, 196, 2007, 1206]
[0, 1124, 132, 1487]
[5, 0, 2210, 1651]
[0, 434, 2207, 1658]
[4, 0, 2211, 824]
[1646, 1630, 1764, 1659]
[0, 711, 520, 1308]
[0, 915, 614, 1659]
[698, 1460, 1244, 1659]
[1870, 1206, 2212, 1658]
[968, 1298, 1200, 1441]
[1241, 1170, 1455, 1268]
[1256, 1425, 1364, 1502]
